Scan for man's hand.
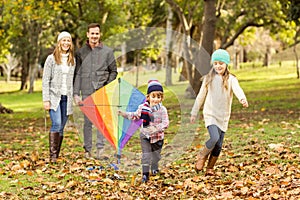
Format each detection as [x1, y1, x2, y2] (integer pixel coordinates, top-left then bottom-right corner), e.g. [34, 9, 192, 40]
[74, 95, 82, 105]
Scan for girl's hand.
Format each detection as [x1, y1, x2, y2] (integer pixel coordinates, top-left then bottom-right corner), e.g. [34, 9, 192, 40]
[43, 101, 50, 110]
[240, 99, 248, 108]
[190, 115, 196, 124]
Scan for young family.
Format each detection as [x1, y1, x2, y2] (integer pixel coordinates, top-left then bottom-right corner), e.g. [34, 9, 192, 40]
[42, 23, 248, 182]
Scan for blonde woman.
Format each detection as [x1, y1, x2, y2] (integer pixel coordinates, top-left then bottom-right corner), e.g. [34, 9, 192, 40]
[42, 31, 75, 162]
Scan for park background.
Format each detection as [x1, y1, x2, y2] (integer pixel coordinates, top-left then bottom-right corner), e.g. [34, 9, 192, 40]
[0, 0, 300, 199]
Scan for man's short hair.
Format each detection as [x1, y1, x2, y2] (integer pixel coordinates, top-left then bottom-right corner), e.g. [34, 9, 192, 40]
[87, 23, 101, 32]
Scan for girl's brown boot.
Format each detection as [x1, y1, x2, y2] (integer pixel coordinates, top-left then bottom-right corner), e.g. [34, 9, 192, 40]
[205, 155, 218, 176]
[195, 145, 212, 172]
[56, 135, 63, 159]
[49, 132, 59, 162]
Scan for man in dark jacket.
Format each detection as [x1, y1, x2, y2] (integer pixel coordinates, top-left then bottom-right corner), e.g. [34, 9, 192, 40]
[74, 23, 118, 159]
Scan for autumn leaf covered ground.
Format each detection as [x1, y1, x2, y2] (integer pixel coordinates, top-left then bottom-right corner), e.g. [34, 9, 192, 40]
[0, 64, 299, 200]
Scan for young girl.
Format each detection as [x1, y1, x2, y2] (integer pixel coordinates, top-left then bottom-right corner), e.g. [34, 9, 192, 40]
[118, 79, 169, 182]
[42, 31, 76, 162]
[190, 49, 248, 175]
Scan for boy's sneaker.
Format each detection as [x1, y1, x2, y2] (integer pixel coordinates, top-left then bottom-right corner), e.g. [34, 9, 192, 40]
[142, 175, 149, 183]
[152, 169, 159, 175]
[85, 151, 92, 159]
[96, 148, 104, 160]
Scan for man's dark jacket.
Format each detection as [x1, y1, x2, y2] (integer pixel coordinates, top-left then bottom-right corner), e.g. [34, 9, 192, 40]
[73, 42, 118, 97]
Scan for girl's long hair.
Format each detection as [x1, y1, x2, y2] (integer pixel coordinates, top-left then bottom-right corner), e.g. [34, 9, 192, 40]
[204, 65, 234, 90]
[53, 40, 75, 66]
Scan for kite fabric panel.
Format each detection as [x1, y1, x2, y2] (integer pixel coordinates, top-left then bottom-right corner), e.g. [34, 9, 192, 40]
[79, 78, 146, 155]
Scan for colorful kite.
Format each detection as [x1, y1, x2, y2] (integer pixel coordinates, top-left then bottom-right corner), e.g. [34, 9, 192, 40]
[79, 78, 146, 162]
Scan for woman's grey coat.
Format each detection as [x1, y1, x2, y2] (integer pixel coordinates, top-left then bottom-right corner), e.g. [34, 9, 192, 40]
[42, 54, 76, 115]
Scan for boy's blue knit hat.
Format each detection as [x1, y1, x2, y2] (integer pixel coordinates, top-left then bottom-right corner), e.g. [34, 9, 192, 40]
[147, 79, 163, 94]
[211, 49, 230, 65]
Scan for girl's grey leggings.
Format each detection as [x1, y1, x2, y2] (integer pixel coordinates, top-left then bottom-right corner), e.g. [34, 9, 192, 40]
[205, 125, 225, 157]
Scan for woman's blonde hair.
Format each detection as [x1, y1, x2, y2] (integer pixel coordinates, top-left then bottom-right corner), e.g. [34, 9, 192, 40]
[204, 65, 234, 90]
[53, 39, 75, 66]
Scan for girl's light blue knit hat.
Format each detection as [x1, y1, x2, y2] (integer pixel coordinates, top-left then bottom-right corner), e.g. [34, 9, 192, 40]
[211, 49, 230, 65]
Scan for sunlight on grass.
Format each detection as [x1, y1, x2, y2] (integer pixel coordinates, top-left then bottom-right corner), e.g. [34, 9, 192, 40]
[0, 80, 42, 93]
[0, 90, 42, 112]
[231, 63, 297, 81]
[0, 81, 20, 92]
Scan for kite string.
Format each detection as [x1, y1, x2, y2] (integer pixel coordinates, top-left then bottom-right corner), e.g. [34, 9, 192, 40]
[117, 77, 121, 164]
[44, 110, 47, 134]
[78, 104, 127, 107]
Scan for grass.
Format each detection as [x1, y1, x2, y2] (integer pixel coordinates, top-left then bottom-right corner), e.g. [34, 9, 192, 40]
[0, 62, 299, 199]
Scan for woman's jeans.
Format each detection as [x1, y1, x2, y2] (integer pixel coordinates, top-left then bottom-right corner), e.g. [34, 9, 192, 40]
[49, 95, 68, 136]
[205, 125, 225, 157]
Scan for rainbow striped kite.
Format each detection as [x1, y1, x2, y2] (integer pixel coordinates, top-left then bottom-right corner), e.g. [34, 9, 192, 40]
[79, 78, 146, 160]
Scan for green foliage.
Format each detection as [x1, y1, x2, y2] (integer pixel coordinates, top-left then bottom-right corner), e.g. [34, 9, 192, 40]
[218, 0, 290, 48]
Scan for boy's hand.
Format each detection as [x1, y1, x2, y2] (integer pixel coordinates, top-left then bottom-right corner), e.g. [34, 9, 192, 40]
[240, 99, 248, 108]
[118, 110, 126, 117]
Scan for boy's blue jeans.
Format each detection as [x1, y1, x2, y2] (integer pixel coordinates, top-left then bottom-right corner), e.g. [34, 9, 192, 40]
[49, 95, 68, 136]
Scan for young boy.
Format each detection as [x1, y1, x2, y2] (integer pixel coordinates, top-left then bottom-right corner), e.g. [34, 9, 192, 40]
[118, 79, 169, 182]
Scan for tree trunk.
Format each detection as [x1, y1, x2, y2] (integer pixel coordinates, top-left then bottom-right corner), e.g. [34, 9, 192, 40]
[201, 0, 216, 59]
[28, 21, 42, 93]
[28, 62, 38, 94]
[189, 0, 216, 97]
[293, 44, 300, 79]
[121, 42, 127, 69]
[135, 51, 140, 87]
[263, 45, 271, 67]
[165, 0, 194, 85]
[20, 53, 29, 90]
[243, 48, 248, 62]
[293, 27, 300, 79]
[5, 54, 19, 82]
[179, 61, 188, 81]
[165, 6, 173, 86]
[233, 41, 239, 70]
[182, 35, 193, 85]
[4, 64, 11, 82]
[28, 44, 41, 93]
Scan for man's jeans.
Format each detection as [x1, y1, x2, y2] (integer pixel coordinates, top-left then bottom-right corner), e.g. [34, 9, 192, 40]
[83, 115, 105, 152]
